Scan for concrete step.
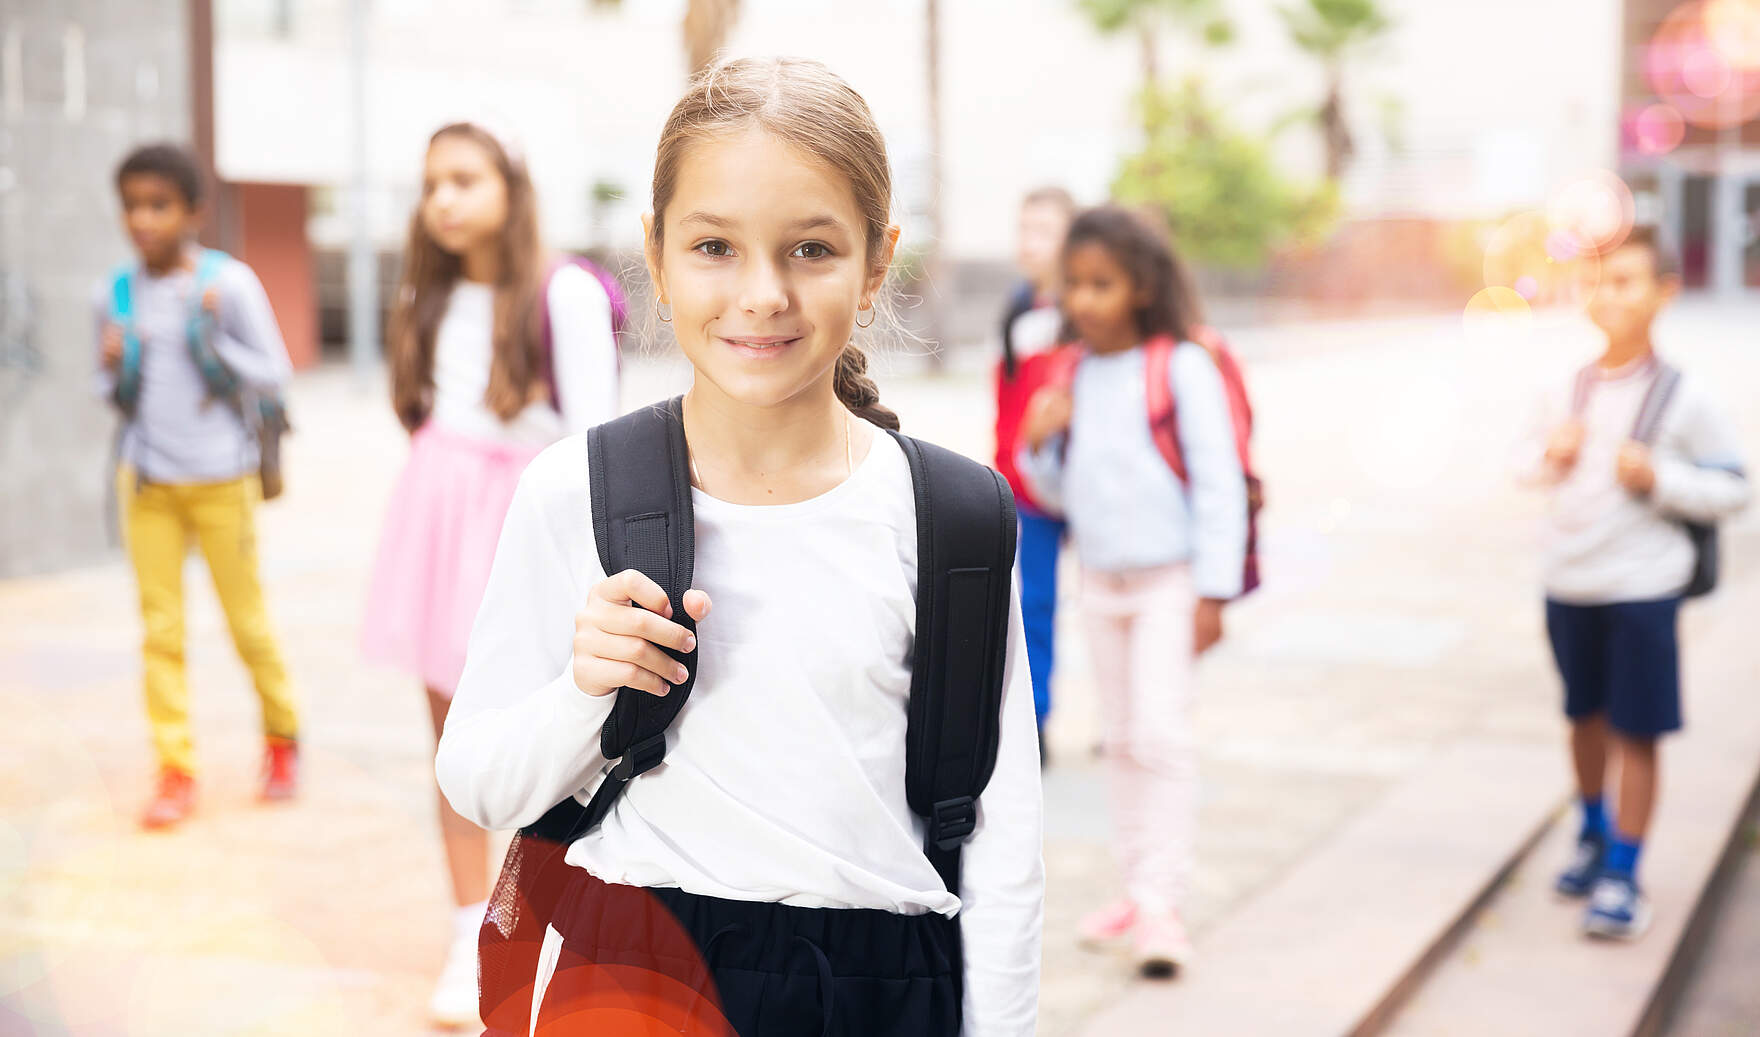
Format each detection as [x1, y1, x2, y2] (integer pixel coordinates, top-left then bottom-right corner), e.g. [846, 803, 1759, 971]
[1075, 735, 1564, 1036]
[1381, 587, 1760, 1037]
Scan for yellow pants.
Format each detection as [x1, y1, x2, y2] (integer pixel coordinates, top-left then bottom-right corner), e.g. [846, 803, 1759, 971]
[120, 470, 298, 775]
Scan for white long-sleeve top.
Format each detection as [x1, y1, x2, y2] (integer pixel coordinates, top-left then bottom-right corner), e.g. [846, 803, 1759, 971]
[1017, 341, 1248, 599]
[436, 428, 1044, 1036]
[1515, 356, 1749, 604]
[429, 264, 619, 444]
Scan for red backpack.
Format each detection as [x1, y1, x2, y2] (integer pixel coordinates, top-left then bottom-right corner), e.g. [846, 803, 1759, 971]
[1051, 328, 1262, 598]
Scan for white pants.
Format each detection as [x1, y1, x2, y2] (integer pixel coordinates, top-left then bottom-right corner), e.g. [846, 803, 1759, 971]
[1080, 562, 1199, 918]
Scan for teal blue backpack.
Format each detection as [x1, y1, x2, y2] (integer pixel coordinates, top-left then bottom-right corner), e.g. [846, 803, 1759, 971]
[110, 249, 290, 499]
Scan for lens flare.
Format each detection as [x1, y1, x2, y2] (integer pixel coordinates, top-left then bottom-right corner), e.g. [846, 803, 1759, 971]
[1483, 211, 1601, 309]
[1547, 172, 1635, 254]
[1647, 1, 1760, 128]
[1706, 0, 1760, 70]
[1629, 103, 1687, 155]
[1463, 287, 1534, 350]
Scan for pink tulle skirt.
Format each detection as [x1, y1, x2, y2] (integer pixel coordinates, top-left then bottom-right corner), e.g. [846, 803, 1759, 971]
[361, 423, 544, 696]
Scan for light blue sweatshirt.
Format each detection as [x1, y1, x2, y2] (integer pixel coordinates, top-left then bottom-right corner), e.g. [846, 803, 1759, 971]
[1017, 341, 1247, 600]
[93, 250, 292, 484]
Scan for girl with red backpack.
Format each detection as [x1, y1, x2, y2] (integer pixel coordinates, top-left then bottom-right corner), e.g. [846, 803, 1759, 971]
[360, 121, 621, 1027]
[1018, 206, 1255, 979]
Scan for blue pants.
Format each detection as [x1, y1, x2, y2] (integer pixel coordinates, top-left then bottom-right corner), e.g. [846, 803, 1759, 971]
[1017, 508, 1064, 727]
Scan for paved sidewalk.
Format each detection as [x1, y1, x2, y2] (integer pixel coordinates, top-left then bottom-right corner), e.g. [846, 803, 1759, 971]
[4, 300, 1757, 1035]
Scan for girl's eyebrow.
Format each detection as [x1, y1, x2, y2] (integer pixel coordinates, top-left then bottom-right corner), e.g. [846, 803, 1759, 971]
[677, 212, 847, 235]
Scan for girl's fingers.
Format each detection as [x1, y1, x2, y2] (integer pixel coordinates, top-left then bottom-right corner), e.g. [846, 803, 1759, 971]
[682, 589, 712, 622]
[591, 634, 690, 687]
[593, 568, 673, 618]
[594, 600, 698, 653]
[582, 657, 670, 697]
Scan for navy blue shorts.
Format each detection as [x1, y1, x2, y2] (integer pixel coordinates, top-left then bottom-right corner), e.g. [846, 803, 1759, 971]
[1546, 597, 1683, 738]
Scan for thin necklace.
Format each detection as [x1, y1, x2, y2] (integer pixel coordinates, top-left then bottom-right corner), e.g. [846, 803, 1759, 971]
[689, 411, 853, 494]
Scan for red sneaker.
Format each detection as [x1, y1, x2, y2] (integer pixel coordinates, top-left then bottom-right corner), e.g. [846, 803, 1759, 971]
[141, 769, 196, 829]
[261, 737, 299, 801]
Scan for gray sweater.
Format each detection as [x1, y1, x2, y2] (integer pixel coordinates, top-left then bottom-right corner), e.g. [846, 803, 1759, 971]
[93, 250, 291, 484]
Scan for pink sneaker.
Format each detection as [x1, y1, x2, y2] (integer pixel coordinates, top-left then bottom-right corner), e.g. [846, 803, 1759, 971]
[1133, 912, 1193, 979]
[1077, 898, 1139, 948]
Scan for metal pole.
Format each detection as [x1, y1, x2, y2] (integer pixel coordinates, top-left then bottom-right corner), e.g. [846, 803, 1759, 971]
[346, 0, 377, 381]
[923, 0, 946, 369]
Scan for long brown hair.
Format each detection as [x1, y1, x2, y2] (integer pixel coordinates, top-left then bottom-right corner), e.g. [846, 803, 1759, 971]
[649, 58, 901, 431]
[390, 122, 547, 433]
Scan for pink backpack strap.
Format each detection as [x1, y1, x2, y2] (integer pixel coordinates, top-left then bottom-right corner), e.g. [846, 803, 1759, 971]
[1143, 334, 1188, 484]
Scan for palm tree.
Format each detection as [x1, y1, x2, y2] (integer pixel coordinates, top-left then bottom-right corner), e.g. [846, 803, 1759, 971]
[1279, 0, 1391, 180]
[1077, 0, 1233, 94]
[681, 0, 741, 76]
[591, 0, 740, 78]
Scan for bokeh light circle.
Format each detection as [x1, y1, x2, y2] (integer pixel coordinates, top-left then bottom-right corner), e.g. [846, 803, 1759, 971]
[1705, 0, 1760, 70]
[1630, 103, 1687, 155]
[1483, 211, 1602, 311]
[1646, 1, 1760, 128]
[1547, 172, 1635, 254]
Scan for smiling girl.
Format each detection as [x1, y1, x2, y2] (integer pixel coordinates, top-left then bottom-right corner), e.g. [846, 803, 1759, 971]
[361, 122, 620, 1026]
[436, 60, 1042, 1036]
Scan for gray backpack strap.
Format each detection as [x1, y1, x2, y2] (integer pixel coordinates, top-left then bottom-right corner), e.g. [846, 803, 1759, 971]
[1632, 363, 1682, 445]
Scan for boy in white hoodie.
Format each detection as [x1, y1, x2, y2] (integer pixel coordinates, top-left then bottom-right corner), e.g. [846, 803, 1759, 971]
[1520, 227, 1749, 940]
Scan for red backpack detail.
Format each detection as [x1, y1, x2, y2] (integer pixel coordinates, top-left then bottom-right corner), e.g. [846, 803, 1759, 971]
[1142, 329, 1262, 598]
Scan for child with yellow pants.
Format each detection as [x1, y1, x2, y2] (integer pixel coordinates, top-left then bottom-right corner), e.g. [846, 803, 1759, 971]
[98, 143, 299, 828]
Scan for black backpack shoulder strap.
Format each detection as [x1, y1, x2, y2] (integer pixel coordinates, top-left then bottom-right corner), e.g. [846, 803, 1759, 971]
[579, 396, 702, 828]
[891, 431, 1018, 898]
[1632, 362, 1682, 446]
[520, 398, 701, 845]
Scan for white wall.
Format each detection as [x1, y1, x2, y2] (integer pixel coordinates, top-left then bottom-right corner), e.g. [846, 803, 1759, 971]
[216, 0, 1621, 260]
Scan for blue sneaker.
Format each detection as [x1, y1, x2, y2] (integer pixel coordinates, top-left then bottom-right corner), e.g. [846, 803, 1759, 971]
[1583, 874, 1652, 940]
[1554, 832, 1606, 899]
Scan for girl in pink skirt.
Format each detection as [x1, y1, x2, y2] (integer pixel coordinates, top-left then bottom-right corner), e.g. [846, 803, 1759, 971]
[361, 122, 619, 1027]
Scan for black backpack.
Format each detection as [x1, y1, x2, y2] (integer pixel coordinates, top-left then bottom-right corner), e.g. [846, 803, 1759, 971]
[1628, 364, 1731, 599]
[476, 398, 1018, 1035]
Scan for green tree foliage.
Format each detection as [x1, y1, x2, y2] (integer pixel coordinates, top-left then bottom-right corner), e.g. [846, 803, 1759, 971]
[1113, 83, 1339, 269]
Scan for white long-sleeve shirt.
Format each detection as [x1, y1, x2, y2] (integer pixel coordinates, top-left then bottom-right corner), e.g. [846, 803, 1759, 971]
[429, 264, 619, 445]
[1516, 357, 1749, 604]
[1017, 341, 1248, 599]
[436, 429, 1044, 1036]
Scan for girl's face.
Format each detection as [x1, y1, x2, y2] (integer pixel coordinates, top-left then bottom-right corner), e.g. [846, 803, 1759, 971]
[421, 135, 510, 263]
[1062, 241, 1148, 353]
[645, 126, 898, 412]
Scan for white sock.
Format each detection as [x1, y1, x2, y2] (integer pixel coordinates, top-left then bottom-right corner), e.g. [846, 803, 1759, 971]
[454, 899, 488, 938]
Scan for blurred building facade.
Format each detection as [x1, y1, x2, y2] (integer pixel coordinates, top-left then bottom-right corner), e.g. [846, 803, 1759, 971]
[0, 0, 193, 577]
[1620, 0, 1760, 295]
[214, 0, 1634, 350]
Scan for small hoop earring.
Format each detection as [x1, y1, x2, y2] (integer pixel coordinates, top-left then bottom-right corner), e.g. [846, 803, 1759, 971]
[855, 306, 875, 329]
[655, 298, 672, 324]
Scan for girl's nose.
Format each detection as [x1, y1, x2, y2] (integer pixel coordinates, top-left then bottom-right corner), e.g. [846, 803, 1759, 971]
[738, 257, 789, 317]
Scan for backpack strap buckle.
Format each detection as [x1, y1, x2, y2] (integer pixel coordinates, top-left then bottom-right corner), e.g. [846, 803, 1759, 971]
[929, 796, 977, 851]
[608, 732, 668, 781]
